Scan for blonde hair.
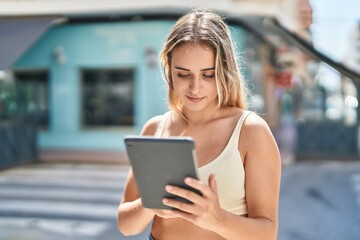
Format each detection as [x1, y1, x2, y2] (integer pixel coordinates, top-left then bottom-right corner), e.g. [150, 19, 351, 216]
[160, 8, 248, 115]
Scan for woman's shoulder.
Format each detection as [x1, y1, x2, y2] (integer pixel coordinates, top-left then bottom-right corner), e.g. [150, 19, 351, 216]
[244, 111, 268, 126]
[224, 108, 259, 123]
[140, 111, 171, 135]
[241, 111, 276, 145]
[239, 111, 279, 163]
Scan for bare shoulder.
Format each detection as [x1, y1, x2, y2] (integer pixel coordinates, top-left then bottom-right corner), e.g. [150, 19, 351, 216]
[140, 114, 165, 136]
[240, 111, 279, 158]
[242, 112, 273, 138]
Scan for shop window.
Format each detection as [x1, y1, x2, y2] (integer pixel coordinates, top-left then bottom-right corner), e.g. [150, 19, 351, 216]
[0, 72, 16, 121]
[82, 69, 134, 127]
[14, 70, 49, 128]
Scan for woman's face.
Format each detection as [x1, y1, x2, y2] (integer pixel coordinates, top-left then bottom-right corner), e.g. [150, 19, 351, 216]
[171, 42, 218, 113]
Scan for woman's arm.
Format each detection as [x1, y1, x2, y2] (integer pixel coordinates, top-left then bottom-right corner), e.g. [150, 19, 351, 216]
[161, 113, 281, 240]
[230, 113, 281, 239]
[118, 169, 155, 235]
[117, 115, 163, 236]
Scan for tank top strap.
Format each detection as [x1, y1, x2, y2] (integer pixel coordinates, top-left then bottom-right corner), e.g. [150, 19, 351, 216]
[229, 110, 253, 147]
[154, 111, 171, 137]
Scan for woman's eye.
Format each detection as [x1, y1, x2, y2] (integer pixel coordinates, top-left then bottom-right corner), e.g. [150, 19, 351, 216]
[203, 74, 215, 79]
[177, 73, 191, 79]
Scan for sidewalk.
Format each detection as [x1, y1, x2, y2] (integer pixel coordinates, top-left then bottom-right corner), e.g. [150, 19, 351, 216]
[1, 159, 360, 239]
[39, 150, 129, 165]
[278, 160, 360, 240]
[0, 162, 150, 240]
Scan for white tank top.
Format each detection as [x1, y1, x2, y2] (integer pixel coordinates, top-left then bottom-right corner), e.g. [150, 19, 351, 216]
[155, 111, 252, 215]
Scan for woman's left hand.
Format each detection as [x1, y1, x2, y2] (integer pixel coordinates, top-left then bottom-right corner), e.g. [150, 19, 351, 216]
[162, 174, 226, 231]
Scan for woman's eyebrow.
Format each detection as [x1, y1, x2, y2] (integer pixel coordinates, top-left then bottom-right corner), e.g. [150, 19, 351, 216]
[201, 67, 215, 71]
[174, 66, 215, 71]
[174, 66, 190, 71]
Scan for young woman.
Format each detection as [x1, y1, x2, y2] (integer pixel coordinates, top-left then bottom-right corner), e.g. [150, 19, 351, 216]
[118, 9, 281, 240]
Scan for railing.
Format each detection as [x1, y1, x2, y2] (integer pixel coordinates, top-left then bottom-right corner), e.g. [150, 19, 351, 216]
[0, 119, 38, 169]
[296, 121, 358, 160]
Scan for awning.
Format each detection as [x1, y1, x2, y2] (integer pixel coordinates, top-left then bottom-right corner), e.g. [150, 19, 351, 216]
[1, 10, 358, 84]
[226, 15, 360, 83]
[265, 18, 360, 83]
[0, 17, 59, 70]
[66, 10, 360, 84]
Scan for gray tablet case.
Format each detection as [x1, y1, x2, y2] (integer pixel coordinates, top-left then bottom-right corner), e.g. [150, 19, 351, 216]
[124, 136, 200, 209]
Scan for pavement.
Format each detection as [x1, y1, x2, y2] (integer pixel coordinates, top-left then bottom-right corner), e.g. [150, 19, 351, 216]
[279, 160, 360, 240]
[0, 160, 359, 240]
[0, 162, 150, 240]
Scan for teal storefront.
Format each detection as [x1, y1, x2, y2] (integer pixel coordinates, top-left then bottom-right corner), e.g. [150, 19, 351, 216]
[11, 20, 248, 152]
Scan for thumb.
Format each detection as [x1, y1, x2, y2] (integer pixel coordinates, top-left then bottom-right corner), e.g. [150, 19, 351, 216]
[208, 174, 218, 195]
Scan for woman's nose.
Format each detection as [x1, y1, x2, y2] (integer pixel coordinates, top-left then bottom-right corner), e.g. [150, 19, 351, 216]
[189, 77, 201, 94]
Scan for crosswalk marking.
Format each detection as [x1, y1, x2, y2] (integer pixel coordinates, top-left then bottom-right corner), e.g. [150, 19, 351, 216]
[0, 198, 118, 219]
[2, 166, 129, 179]
[0, 163, 129, 238]
[0, 175, 123, 189]
[0, 217, 110, 237]
[0, 186, 121, 202]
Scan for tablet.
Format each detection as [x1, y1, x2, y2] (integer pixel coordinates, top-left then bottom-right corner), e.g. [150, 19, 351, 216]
[124, 136, 200, 209]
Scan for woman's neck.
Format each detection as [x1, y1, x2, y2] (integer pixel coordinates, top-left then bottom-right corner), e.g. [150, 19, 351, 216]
[182, 105, 224, 125]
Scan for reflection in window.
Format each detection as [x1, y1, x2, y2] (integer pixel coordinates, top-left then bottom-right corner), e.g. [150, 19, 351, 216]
[0, 73, 17, 121]
[82, 69, 134, 127]
[299, 64, 358, 125]
[14, 71, 49, 128]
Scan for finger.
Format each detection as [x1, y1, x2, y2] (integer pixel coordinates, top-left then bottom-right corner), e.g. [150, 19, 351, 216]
[208, 174, 218, 195]
[165, 185, 204, 205]
[154, 206, 196, 223]
[184, 177, 213, 198]
[162, 197, 198, 215]
[171, 209, 196, 223]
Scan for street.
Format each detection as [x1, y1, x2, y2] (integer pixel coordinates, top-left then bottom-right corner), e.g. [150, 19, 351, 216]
[0, 160, 359, 240]
[279, 161, 360, 240]
[0, 163, 150, 240]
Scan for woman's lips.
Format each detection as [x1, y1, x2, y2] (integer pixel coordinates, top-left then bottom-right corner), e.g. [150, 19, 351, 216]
[187, 96, 205, 103]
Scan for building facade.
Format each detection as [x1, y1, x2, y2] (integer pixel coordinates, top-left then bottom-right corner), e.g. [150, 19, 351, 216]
[1, 0, 359, 163]
[4, 19, 248, 161]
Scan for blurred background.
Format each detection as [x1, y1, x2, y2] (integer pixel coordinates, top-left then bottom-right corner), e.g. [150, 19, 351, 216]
[0, 0, 359, 239]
